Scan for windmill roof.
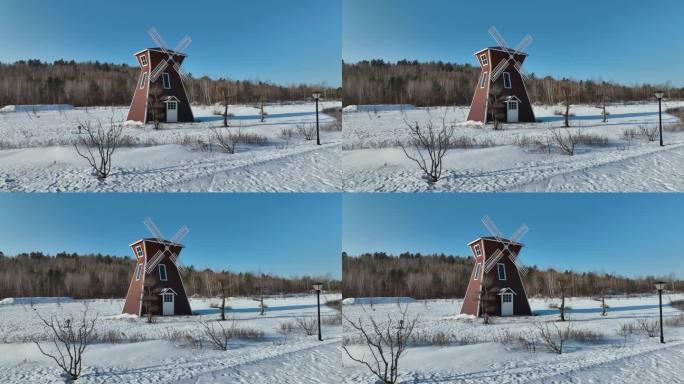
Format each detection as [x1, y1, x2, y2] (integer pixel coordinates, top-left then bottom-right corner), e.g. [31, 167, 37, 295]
[474, 46, 528, 56]
[134, 48, 187, 57]
[468, 236, 524, 247]
[129, 238, 185, 248]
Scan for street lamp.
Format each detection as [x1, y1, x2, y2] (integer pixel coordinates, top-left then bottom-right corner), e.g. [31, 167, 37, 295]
[655, 281, 666, 343]
[654, 91, 665, 147]
[312, 91, 322, 146]
[312, 282, 323, 341]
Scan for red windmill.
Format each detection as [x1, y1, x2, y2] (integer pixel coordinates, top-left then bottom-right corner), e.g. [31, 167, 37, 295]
[126, 28, 195, 124]
[461, 215, 533, 317]
[467, 27, 536, 124]
[122, 218, 192, 316]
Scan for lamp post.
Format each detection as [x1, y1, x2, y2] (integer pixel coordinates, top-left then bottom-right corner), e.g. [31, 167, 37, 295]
[312, 282, 323, 341]
[655, 281, 666, 344]
[312, 91, 322, 146]
[654, 91, 665, 147]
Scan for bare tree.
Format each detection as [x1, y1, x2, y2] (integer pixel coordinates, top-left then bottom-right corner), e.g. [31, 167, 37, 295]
[296, 123, 317, 141]
[560, 82, 572, 127]
[73, 118, 123, 180]
[219, 280, 229, 321]
[259, 96, 266, 123]
[33, 306, 98, 381]
[593, 284, 609, 316]
[141, 274, 160, 324]
[479, 275, 499, 325]
[147, 87, 165, 130]
[549, 280, 569, 321]
[399, 118, 455, 183]
[200, 318, 235, 351]
[342, 305, 417, 384]
[219, 89, 232, 128]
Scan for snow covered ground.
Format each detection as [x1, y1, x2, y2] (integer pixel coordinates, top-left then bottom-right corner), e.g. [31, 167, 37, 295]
[343, 102, 684, 191]
[343, 294, 684, 383]
[0, 102, 341, 192]
[0, 294, 341, 383]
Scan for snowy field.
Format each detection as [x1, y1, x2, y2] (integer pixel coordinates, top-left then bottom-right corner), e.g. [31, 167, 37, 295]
[0, 294, 341, 383]
[0, 101, 341, 192]
[343, 294, 684, 383]
[343, 102, 684, 191]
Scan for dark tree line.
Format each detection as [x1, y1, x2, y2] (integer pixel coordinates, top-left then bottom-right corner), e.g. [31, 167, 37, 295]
[343, 60, 684, 107]
[343, 252, 682, 299]
[0, 59, 341, 107]
[0, 252, 340, 299]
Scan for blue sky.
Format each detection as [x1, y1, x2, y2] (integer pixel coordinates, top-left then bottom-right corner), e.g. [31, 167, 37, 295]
[0, 194, 341, 279]
[343, 0, 684, 87]
[0, 0, 341, 86]
[343, 193, 684, 279]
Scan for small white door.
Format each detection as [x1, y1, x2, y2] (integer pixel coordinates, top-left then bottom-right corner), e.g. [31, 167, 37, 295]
[166, 101, 178, 123]
[501, 293, 514, 316]
[162, 293, 174, 316]
[506, 101, 519, 123]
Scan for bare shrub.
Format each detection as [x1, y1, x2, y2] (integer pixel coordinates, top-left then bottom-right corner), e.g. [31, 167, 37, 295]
[33, 307, 98, 381]
[297, 123, 317, 141]
[637, 318, 659, 337]
[73, 119, 123, 179]
[296, 317, 318, 336]
[399, 119, 456, 183]
[534, 321, 571, 354]
[200, 319, 235, 351]
[320, 121, 342, 132]
[280, 127, 298, 140]
[325, 299, 342, 312]
[211, 127, 237, 154]
[278, 321, 296, 335]
[640, 125, 659, 141]
[575, 132, 609, 147]
[671, 300, 684, 311]
[321, 313, 343, 326]
[549, 127, 579, 156]
[343, 305, 418, 384]
[568, 328, 604, 343]
[665, 313, 684, 327]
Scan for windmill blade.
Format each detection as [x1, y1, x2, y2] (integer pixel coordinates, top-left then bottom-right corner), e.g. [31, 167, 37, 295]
[144, 217, 164, 240]
[490, 59, 508, 81]
[488, 26, 510, 51]
[146, 250, 165, 273]
[512, 257, 529, 276]
[514, 61, 532, 83]
[150, 60, 169, 82]
[174, 35, 192, 54]
[148, 27, 170, 52]
[168, 251, 178, 266]
[484, 249, 504, 272]
[173, 62, 191, 83]
[514, 34, 533, 54]
[482, 215, 503, 239]
[170, 225, 189, 244]
[510, 224, 529, 243]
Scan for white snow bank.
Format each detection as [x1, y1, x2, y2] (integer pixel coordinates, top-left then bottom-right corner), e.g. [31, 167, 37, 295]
[0, 104, 74, 113]
[0, 297, 73, 305]
[343, 104, 415, 113]
[342, 297, 415, 305]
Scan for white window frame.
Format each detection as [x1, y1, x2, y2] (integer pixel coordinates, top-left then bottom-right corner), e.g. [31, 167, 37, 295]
[502, 293, 512, 303]
[503, 72, 512, 89]
[139, 72, 148, 89]
[162, 73, 171, 89]
[167, 101, 177, 110]
[163, 293, 173, 303]
[508, 101, 518, 110]
[139, 55, 148, 67]
[480, 72, 488, 88]
[497, 263, 507, 280]
[135, 264, 143, 280]
[474, 244, 482, 256]
[480, 54, 488, 66]
[474, 263, 481, 280]
[135, 246, 143, 258]
[159, 264, 168, 281]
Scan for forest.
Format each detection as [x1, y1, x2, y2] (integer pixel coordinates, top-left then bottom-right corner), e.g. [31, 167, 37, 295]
[343, 60, 684, 107]
[343, 252, 682, 300]
[0, 252, 341, 299]
[0, 59, 341, 107]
